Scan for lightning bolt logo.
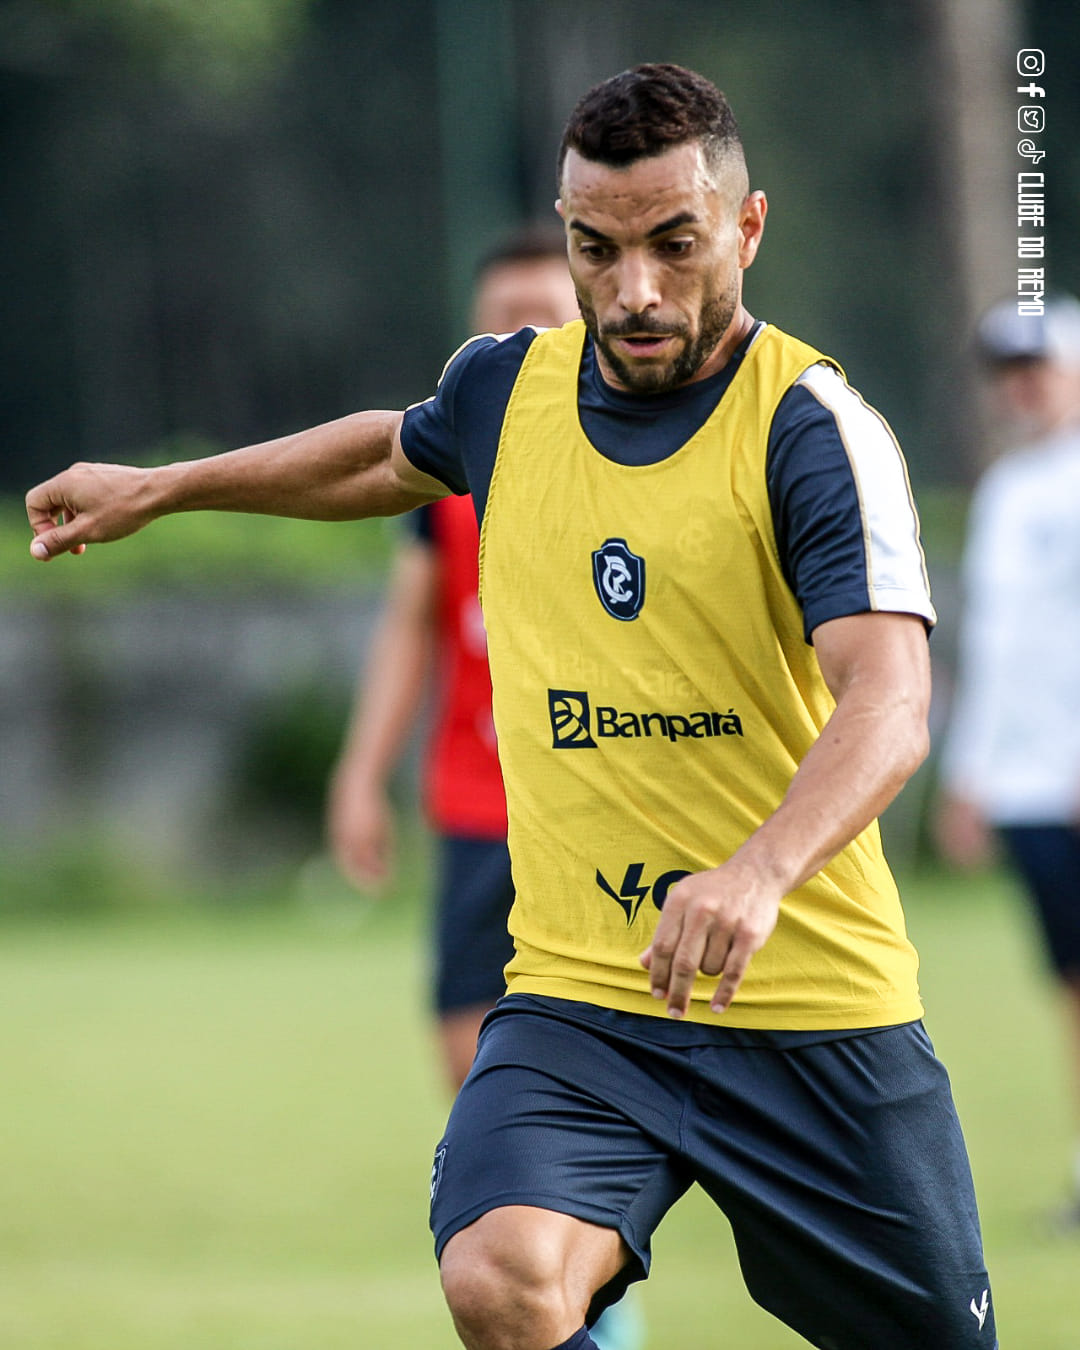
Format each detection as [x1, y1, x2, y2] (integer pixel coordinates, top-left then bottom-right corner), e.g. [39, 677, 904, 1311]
[595, 864, 651, 925]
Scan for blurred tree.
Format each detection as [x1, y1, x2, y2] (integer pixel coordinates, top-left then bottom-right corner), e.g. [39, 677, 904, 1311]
[0, 0, 448, 488]
[3, 0, 1074, 497]
[55, 0, 314, 92]
[434, 0, 519, 333]
[921, 0, 1020, 477]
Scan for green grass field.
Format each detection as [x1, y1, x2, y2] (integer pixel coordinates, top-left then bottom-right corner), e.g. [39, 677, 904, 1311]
[0, 862, 1074, 1348]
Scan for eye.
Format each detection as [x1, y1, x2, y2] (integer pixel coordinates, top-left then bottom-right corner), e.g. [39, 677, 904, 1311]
[576, 239, 613, 263]
[658, 237, 694, 257]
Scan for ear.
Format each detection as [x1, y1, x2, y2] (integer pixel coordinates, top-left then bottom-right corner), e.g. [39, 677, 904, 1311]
[737, 190, 768, 269]
[555, 198, 566, 221]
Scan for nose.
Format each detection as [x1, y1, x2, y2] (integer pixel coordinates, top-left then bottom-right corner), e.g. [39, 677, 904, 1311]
[615, 250, 662, 315]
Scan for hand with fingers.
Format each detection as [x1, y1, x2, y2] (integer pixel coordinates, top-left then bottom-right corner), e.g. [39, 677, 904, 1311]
[640, 860, 781, 1019]
[326, 772, 397, 893]
[26, 462, 156, 560]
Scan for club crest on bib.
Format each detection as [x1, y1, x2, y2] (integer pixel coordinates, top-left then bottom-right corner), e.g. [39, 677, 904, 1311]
[592, 538, 646, 621]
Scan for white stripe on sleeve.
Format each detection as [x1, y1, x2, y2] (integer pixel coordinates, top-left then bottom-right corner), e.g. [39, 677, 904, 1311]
[797, 363, 936, 626]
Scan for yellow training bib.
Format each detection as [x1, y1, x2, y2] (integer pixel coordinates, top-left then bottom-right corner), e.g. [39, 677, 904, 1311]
[479, 320, 922, 1028]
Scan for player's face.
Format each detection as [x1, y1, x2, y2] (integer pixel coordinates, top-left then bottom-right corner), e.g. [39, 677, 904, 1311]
[558, 142, 766, 393]
[467, 256, 577, 333]
[471, 257, 579, 334]
[988, 357, 1080, 437]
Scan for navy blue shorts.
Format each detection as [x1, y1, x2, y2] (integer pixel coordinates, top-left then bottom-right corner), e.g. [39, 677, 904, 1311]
[999, 823, 1080, 979]
[431, 835, 515, 1014]
[430, 995, 996, 1349]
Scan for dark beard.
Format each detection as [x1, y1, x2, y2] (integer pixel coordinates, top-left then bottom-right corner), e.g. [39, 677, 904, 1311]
[578, 291, 737, 394]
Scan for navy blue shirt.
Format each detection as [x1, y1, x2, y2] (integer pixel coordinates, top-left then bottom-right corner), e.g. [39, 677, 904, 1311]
[400, 323, 933, 642]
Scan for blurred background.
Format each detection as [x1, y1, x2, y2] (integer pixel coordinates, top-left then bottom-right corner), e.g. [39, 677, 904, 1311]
[2, 2, 1079, 1346]
[2, 0, 1078, 882]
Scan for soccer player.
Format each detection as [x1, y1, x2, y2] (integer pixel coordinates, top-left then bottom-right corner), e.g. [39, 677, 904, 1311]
[27, 64, 995, 1350]
[937, 293, 1080, 1229]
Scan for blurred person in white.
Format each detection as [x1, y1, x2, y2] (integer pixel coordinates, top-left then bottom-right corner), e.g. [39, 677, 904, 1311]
[937, 293, 1080, 1225]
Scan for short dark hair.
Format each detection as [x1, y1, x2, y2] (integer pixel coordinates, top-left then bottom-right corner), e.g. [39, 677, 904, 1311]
[476, 223, 567, 279]
[557, 63, 743, 183]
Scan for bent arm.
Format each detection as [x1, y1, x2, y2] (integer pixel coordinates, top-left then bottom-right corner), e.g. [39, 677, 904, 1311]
[736, 610, 930, 892]
[644, 610, 931, 1017]
[26, 411, 449, 559]
[327, 539, 437, 887]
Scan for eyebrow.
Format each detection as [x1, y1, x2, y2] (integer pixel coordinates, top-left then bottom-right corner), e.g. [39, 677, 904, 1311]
[569, 211, 700, 242]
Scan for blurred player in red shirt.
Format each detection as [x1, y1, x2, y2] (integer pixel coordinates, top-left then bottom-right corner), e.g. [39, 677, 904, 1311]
[327, 227, 578, 1088]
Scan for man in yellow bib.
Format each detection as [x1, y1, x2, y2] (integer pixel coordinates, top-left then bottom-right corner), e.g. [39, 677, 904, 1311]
[27, 63, 994, 1350]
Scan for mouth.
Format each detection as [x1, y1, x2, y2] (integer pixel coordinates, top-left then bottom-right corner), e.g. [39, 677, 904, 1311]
[610, 333, 676, 359]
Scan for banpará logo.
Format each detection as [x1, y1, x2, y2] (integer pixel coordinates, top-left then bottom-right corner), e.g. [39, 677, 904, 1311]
[596, 863, 693, 923]
[592, 538, 645, 621]
[548, 688, 743, 749]
[548, 689, 598, 748]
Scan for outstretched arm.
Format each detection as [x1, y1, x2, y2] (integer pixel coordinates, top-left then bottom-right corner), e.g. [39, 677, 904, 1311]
[642, 610, 931, 1018]
[26, 410, 448, 559]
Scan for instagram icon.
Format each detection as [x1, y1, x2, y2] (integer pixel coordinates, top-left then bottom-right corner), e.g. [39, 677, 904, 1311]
[1017, 49, 1045, 76]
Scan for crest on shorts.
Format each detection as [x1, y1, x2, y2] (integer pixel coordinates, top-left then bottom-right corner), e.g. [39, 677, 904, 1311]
[592, 538, 645, 621]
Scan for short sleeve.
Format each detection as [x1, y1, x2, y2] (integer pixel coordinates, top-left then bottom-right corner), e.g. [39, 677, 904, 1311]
[399, 336, 492, 496]
[399, 328, 541, 522]
[767, 364, 936, 643]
